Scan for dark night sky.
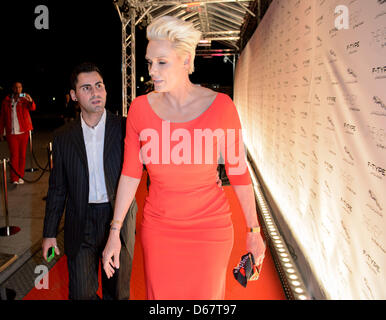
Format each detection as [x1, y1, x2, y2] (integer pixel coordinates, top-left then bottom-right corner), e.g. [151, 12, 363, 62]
[0, 0, 234, 120]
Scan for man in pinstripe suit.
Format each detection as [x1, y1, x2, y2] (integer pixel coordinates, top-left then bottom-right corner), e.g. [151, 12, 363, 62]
[42, 62, 137, 300]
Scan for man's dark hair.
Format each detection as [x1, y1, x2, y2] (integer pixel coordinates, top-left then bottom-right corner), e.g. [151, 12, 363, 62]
[70, 62, 103, 91]
[12, 80, 23, 86]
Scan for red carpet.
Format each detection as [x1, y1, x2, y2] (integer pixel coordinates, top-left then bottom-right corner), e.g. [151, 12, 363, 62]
[24, 172, 285, 300]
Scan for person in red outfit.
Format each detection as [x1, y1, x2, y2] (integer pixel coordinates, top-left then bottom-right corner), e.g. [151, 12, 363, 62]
[0, 81, 36, 184]
[103, 16, 266, 299]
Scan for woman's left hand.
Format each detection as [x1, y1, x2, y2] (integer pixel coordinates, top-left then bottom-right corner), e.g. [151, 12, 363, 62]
[246, 232, 266, 266]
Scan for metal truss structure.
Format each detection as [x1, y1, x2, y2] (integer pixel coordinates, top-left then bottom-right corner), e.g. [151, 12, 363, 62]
[114, 0, 256, 116]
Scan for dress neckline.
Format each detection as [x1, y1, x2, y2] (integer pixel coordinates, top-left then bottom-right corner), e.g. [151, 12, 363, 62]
[145, 92, 219, 124]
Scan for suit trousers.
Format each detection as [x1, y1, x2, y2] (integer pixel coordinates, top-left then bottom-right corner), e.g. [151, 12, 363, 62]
[7, 132, 29, 182]
[67, 202, 132, 300]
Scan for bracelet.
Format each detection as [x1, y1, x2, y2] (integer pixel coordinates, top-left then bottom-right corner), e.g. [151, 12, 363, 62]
[247, 227, 260, 233]
[110, 219, 122, 227]
[110, 226, 120, 231]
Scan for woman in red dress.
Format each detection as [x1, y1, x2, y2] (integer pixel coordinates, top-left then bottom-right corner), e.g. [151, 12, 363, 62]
[103, 16, 266, 299]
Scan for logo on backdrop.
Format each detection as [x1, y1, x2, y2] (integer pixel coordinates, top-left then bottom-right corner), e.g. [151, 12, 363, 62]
[316, 15, 324, 26]
[344, 146, 353, 158]
[366, 191, 383, 218]
[344, 94, 360, 111]
[372, 66, 386, 79]
[340, 220, 351, 243]
[324, 160, 334, 173]
[341, 196, 352, 214]
[370, 27, 386, 50]
[347, 68, 357, 78]
[328, 49, 338, 63]
[349, 7, 365, 30]
[327, 96, 337, 106]
[371, 96, 386, 116]
[369, 190, 383, 212]
[344, 122, 356, 135]
[326, 116, 335, 131]
[347, 41, 360, 54]
[373, 96, 386, 109]
[362, 250, 381, 275]
[367, 125, 386, 150]
[367, 161, 386, 179]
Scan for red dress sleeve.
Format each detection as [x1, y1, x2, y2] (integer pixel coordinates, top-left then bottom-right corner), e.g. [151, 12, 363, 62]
[121, 98, 144, 179]
[220, 94, 251, 185]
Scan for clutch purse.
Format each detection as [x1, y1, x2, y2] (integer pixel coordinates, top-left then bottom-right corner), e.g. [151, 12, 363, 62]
[233, 252, 261, 287]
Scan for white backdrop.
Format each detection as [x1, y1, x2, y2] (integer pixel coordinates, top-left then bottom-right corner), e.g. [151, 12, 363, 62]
[234, 0, 385, 299]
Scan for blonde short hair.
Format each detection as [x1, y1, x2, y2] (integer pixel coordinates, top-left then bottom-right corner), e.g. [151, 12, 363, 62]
[146, 15, 202, 74]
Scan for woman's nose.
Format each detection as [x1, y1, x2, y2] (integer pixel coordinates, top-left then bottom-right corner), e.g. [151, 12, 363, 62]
[148, 64, 157, 76]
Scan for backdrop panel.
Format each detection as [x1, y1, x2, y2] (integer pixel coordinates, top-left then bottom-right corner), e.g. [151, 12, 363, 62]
[234, 0, 385, 299]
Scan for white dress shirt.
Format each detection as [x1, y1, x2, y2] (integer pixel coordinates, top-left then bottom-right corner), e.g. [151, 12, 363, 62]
[81, 109, 108, 203]
[11, 98, 24, 135]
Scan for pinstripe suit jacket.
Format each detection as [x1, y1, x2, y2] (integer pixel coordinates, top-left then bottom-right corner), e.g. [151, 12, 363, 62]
[43, 110, 137, 257]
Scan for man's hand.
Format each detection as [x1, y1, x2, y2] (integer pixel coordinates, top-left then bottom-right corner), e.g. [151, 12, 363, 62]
[42, 238, 60, 262]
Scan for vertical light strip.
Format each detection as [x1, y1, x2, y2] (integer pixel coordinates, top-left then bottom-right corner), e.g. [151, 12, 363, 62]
[246, 159, 310, 300]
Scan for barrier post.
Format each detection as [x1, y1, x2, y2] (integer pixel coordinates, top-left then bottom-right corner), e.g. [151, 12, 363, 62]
[48, 142, 53, 171]
[42, 142, 53, 201]
[25, 131, 39, 172]
[0, 159, 21, 236]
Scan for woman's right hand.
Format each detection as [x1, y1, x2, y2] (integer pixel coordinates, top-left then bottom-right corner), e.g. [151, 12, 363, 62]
[102, 231, 121, 279]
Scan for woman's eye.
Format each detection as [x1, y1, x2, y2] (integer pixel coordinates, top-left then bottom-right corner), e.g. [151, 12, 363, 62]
[146, 60, 166, 67]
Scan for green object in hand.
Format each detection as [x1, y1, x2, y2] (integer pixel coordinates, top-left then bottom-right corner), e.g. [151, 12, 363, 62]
[47, 247, 55, 263]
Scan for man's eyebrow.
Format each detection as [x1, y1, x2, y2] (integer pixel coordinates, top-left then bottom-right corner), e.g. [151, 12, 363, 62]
[79, 81, 103, 88]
